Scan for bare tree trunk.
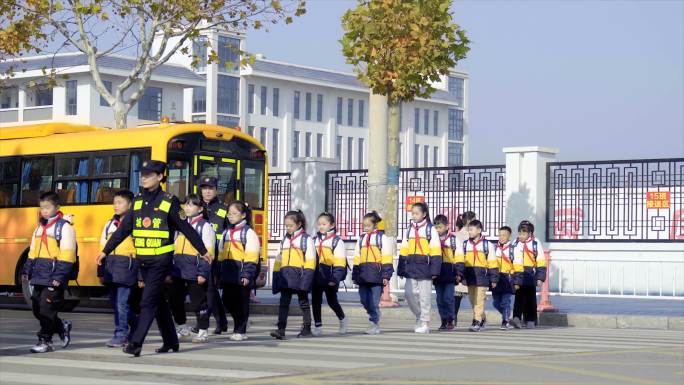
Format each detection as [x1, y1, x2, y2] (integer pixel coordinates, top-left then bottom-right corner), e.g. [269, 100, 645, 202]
[386, 100, 400, 240]
[368, 92, 389, 223]
[113, 101, 128, 129]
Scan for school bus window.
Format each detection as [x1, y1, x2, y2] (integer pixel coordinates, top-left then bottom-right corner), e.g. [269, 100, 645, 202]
[92, 178, 126, 203]
[20, 157, 53, 206]
[199, 158, 238, 204]
[243, 162, 264, 209]
[129, 150, 150, 195]
[56, 156, 89, 178]
[0, 157, 20, 206]
[94, 154, 128, 176]
[54, 156, 90, 204]
[168, 160, 190, 200]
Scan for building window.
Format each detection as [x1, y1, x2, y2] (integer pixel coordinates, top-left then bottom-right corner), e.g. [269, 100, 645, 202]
[304, 92, 312, 121]
[273, 88, 279, 117]
[193, 36, 207, 72]
[316, 94, 323, 122]
[260, 86, 267, 115]
[305, 132, 312, 157]
[217, 115, 239, 128]
[336, 97, 343, 124]
[192, 86, 206, 113]
[424, 109, 429, 135]
[138, 86, 162, 121]
[358, 138, 364, 168]
[448, 108, 464, 141]
[218, 35, 240, 73]
[433, 146, 439, 166]
[247, 126, 255, 137]
[336, 136, 342, 158]
[65, 80, 77, 115]
[260, 127, 267, 146]
[272, 129, 279, 168]
[414, 144, 419, 167]
[347, 137, 353, 169]
[293, 130, 300, 157]
[358, 99, 364, 127]
[192, 115, 206, 123]
[448, 142, 463, 167]
[247, 84, 254, 113]
[99, 80, 112, 107]
[293, 91, 300, 119]
[347, 98, 353, 126]
[433, 110, 439, 136]
[217, 75, 239, 115]
[414, 108, 420, 133]
[316, 133, 323, 157]
[423, 145, 429, 167]
[34, 86, 53, 106]
[448, 76, 465, 106]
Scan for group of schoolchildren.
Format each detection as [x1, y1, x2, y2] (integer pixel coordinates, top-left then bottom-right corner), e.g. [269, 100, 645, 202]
[22, 161, 546, 354]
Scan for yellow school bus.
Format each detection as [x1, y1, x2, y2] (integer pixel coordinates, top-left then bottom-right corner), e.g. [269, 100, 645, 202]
[0, 122, 268, 304]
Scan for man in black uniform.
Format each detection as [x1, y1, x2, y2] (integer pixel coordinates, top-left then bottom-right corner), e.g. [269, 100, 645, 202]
[97, 160, 211, 357]
[199, 176, 229, 334]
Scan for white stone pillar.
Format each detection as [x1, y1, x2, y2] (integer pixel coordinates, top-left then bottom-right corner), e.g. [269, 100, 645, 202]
[290, 158, 340, 233]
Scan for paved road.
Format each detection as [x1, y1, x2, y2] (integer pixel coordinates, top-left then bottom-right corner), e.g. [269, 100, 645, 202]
[1, 309, 683, 385]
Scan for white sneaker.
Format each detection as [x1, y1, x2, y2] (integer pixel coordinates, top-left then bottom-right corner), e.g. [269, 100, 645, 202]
[414, 322, 430, 334]
[414, 319, 421, 330]
[365, 322, 381, 335]
[526, 321, 536, 329]
[177, 325, 193, 342]
[312, 326, 324, 336]
[229, 333, 247, 341]
[338, 317, 348, 335]
[192, 329, 209, 343]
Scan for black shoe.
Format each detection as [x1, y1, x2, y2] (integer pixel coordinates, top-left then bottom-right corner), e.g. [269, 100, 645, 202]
[190, 326, 199, 334]
[213, 326, 228, 335]
[155, 343, 180, 353]
[438, 320, 448, 331]
[297, 327, 312, 338]
[270, 329, 286, 340]
[123, 343, 142, 357]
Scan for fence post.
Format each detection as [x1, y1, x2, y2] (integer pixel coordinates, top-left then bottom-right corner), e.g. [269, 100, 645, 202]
[290, 157, 340, 230]
[537, 249, 557, 312]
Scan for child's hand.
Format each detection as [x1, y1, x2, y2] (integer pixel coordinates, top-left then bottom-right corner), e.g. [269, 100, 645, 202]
[21, 274, 28, 282]
[138, 280, 145, 288]
[164, 275, 173, 284]
[536, 280, 543, 288]
[99, 277, 105, 285]
[201, 252, 213, 264]
[328, 281, 337, 287]
[456, 277, 462, 284]
[514, 284, 520, 291]
[382, 278, 389, 286]
[63, 214, 75, 224]
[198, 276, 206, 285]
[491, 282, 497, 289]
[52, 280, 61, 287]
[431, 275, 437, 280]
[241, 278, 250, 287]
[96, 252, 106, 266]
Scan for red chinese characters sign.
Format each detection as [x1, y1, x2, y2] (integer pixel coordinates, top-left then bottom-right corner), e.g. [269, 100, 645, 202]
[405, 196, 425, 212]
[646, 192, 670, 209]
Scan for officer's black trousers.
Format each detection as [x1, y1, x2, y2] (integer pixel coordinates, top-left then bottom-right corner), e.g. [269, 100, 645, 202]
[166, 276, 187, 326]
[222, 283, 251, 334]
[130, 254, 178, 347]
[31, 285, 65, 341]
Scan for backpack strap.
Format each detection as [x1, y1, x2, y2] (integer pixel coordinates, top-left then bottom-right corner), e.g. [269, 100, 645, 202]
[331, 236, 340, 252]
[532, 240, 538, 258]
[449, 235, 456, 253]
[376, 231, 383, 251]
[300, 234, 308, 255]
[240, 226, 249, 248]
[426, 223, 433, 243]
[462, 239, 468, 254]
[483, 238, 489, 254]
[55, 219, 66, 247]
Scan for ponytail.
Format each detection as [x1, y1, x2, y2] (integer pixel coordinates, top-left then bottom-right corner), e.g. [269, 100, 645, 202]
[285, 209, 307, 233]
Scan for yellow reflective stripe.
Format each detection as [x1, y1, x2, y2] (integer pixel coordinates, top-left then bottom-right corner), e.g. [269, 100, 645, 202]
[159, 200, 171, 213]
[216, 234, 224, 241]
[237, 160, 241, 180]
[222, 158, 236, 163]
[216, 208, 227, 218]
[199, 155, 214, 161]
[193, 155, 198, 176]
[133, 200, 143, 210]
[132, 229, 170, 238]
[135, 244, 175, 256]
[236, 160, 241, 200]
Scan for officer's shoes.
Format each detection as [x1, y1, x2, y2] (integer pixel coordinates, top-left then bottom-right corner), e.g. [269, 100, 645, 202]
[59, 320, 72, 348]
[229, 333, 248, 341]
[154, 343, 179, 353]
[192, 329, 209, 343]
[297, 326, 313, 338]
[30, 339, 54, 353]
[123, 342, 143, 357]
[270, 329, 286, 340]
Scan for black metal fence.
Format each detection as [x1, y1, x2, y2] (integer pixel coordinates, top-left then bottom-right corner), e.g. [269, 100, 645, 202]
[267, 173, 291, 241]
[546, 158, 684, 242]
[325, 166, 507, 240]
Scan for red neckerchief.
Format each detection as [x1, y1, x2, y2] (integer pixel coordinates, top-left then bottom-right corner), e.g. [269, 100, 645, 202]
[412, 219, 427, 254]
[285, 228, 305, 267]
[39, 212, 63, 257]
[469, 235, 484, 265]
[439, 232, 452, 259]
[498, 241, 511, 264]
[229, 220, 247, 251]
[365, 230, 380, 262]
[317, 230, 337, 258]
[522, 237, 536, 263]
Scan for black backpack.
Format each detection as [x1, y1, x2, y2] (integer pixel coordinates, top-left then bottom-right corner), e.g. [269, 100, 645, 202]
[55, 219, 79, 281]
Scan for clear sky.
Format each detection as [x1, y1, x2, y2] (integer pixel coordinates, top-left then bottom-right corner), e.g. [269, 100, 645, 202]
[246, 0, 684, 165]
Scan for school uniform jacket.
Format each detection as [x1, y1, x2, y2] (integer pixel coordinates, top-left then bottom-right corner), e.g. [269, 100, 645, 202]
[313, 230, 347, 287]
[272, 229, 315, 293]
[398, 220, 442, 279]
[352, 231, 394, 285]
[434, 233, 465, 284]
[23, 214, 77, 286]
[98, 215, 139, 287]
[172, 216, 215, 281]
[217, 220, 261, 286]
[512, 237, 547, 287]
[490, 240, 514, 294]
[462, 236, 496, 287]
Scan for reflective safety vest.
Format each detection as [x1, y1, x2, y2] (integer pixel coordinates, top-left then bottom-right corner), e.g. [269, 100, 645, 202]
[206, 201, 228, 242]
[131, 193, 174, 256]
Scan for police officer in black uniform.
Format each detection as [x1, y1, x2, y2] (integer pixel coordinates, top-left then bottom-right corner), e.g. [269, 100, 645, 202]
[97, 160, 211, 357]
[199, 176, 229, 334]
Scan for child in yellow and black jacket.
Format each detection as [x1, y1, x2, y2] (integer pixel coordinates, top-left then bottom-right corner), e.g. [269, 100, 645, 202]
[21, 191, 76, 353]
[433, 215, 465, 331]
[271, 210, 315, 340]
[462, 219, 497, 332]
[398, 202, 442, 334]
[511, 220, 547, 329]
[489, 225, 515, 330]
